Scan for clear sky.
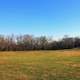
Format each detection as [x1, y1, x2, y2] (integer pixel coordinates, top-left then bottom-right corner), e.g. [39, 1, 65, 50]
[0, 0, 80, 38]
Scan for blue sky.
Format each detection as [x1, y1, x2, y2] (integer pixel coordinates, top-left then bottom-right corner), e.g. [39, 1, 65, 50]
[0, 0, 80, 38]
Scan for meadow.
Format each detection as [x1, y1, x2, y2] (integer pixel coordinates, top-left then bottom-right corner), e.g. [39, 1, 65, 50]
[0, 49, 80, 80]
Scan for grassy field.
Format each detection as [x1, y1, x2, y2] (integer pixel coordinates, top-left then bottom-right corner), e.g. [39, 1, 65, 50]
[0, 50, 80, 80]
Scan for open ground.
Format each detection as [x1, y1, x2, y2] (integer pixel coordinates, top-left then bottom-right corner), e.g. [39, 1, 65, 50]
[0, 49, 80, 80]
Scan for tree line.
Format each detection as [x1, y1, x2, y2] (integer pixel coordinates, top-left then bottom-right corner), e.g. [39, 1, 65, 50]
[0, 34, 80, 51]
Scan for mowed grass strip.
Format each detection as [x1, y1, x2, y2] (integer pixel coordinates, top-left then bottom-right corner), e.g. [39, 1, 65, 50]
[0, 50, 80, 80]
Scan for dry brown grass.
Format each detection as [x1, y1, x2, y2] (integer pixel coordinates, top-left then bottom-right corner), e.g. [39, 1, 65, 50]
[0, 49, 80, 80]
